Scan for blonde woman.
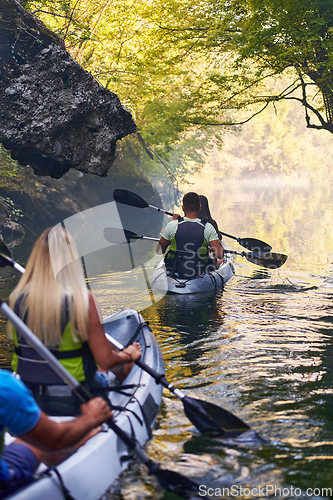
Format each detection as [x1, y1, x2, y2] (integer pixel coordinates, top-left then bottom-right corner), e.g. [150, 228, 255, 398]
[8, 227, 142, 416]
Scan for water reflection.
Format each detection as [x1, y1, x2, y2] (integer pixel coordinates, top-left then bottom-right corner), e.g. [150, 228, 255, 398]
[143, 292, 226, 381]
[134, 268, 333, 498]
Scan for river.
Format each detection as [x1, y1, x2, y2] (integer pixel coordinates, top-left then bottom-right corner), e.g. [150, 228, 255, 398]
[1, 175, 333, 499]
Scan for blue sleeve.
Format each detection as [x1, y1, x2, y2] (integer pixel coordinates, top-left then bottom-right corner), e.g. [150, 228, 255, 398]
[0, 370, 41, 435]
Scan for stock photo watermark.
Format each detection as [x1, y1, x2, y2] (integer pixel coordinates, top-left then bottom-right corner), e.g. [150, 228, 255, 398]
[198, 484, 332, 497]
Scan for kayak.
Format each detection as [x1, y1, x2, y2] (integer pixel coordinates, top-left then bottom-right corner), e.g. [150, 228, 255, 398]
[150, 245, 236, 294]
[5, 309, 164, 500]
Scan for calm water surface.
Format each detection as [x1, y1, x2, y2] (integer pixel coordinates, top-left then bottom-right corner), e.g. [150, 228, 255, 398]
[2, 177, 333, 499]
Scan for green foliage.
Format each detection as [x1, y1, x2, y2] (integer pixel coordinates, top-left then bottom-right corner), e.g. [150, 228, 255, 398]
[22, 0, 221, 179]
[0, 146, 26, 220]
[20, 0, 333, 183]
[0, 146, 23, 187]
[134, 0, 333, 131]
[0, 196, 24, 221]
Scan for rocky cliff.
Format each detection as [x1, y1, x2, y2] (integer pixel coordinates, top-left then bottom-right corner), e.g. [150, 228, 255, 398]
[0, 0, 136, 179]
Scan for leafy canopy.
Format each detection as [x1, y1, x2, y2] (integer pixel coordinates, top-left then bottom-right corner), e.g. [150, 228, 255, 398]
[134, 0, 333, 132]
[21, 0, 333, 176]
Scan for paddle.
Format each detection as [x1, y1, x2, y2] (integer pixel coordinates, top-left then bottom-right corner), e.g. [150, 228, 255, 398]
[114, 188, 174, 216]
[103, 227, 158, 244]
[105, 331, 250, 437]
[0, 239, 25, 274]
[0, 300, 200, 498]
[226, 250, 288, 270]
[113, 189, 272, 252]
[220, 232, 272, 253]
[103, 228, 288, 270]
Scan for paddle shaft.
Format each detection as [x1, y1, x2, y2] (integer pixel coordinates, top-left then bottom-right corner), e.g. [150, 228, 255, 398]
[12, 261, 25, 274]
[105, 333, 184, 399]
[226, 249, 281, 258]
[0, 256, 25, 274]
[226, 250, 250, 257]
[219, 231, 235, 240]
[148, 204, 174, 217]
[131, 235, 159, 242]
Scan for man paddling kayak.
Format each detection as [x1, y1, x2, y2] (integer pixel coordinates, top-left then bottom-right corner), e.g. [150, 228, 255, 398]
[156, 192, 224, 279]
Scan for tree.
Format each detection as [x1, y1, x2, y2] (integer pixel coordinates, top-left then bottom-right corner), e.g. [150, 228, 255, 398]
[230, 0, 333, 133]
[136, 0, 333, 133]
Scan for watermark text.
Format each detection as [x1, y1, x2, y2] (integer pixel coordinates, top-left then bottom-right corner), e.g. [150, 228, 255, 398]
[199, 484, 332, 497]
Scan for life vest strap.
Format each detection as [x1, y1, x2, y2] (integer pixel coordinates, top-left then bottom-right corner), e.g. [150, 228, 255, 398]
[15, 344, 85, 360]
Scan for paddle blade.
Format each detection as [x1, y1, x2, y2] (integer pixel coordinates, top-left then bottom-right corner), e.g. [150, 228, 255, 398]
[183, 396, 250, 437]
[0, 240, 14, 269]
[149, 464, 199, 498]
[103, 227, 141, 244]
[246, 252, 288, 269]
[237, 237, 272, 253]
[114, 189, 149, 209]
[0, 240, 12, 258]
[0, 255, 13, 268]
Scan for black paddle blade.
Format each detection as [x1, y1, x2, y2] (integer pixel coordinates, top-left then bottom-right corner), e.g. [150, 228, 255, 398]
[238, 237, 272, 253]
[246, 252, 288, 269]
[183, 396, 250, 437]
[0, 255, 12, 268]
[103, 227, 141, 244]
[0, 240, 14, 269]
[149, 463, 199, 498]
[0, 239, 12, 258]
[114, 189, 149, 209]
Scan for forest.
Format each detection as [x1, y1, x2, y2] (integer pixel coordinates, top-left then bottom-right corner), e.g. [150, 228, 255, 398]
[1, 0, 333, 186]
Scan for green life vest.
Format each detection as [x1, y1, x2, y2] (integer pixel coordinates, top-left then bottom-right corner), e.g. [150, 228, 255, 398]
[12, 321, 97, 385]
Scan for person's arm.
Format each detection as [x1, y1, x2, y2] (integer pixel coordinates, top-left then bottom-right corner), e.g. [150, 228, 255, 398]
[19, 397, 113, 452]
[156, 236, 170, 255]
[206, 223, 224, 260]
[87, 294, 142, 372]
[209, 239, 224, 260]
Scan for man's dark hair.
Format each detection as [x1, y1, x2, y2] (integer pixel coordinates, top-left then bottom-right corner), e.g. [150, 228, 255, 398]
[183, 192, 200, 212]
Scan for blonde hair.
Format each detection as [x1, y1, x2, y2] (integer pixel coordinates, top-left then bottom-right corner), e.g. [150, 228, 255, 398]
[8, 226, 89, 346]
